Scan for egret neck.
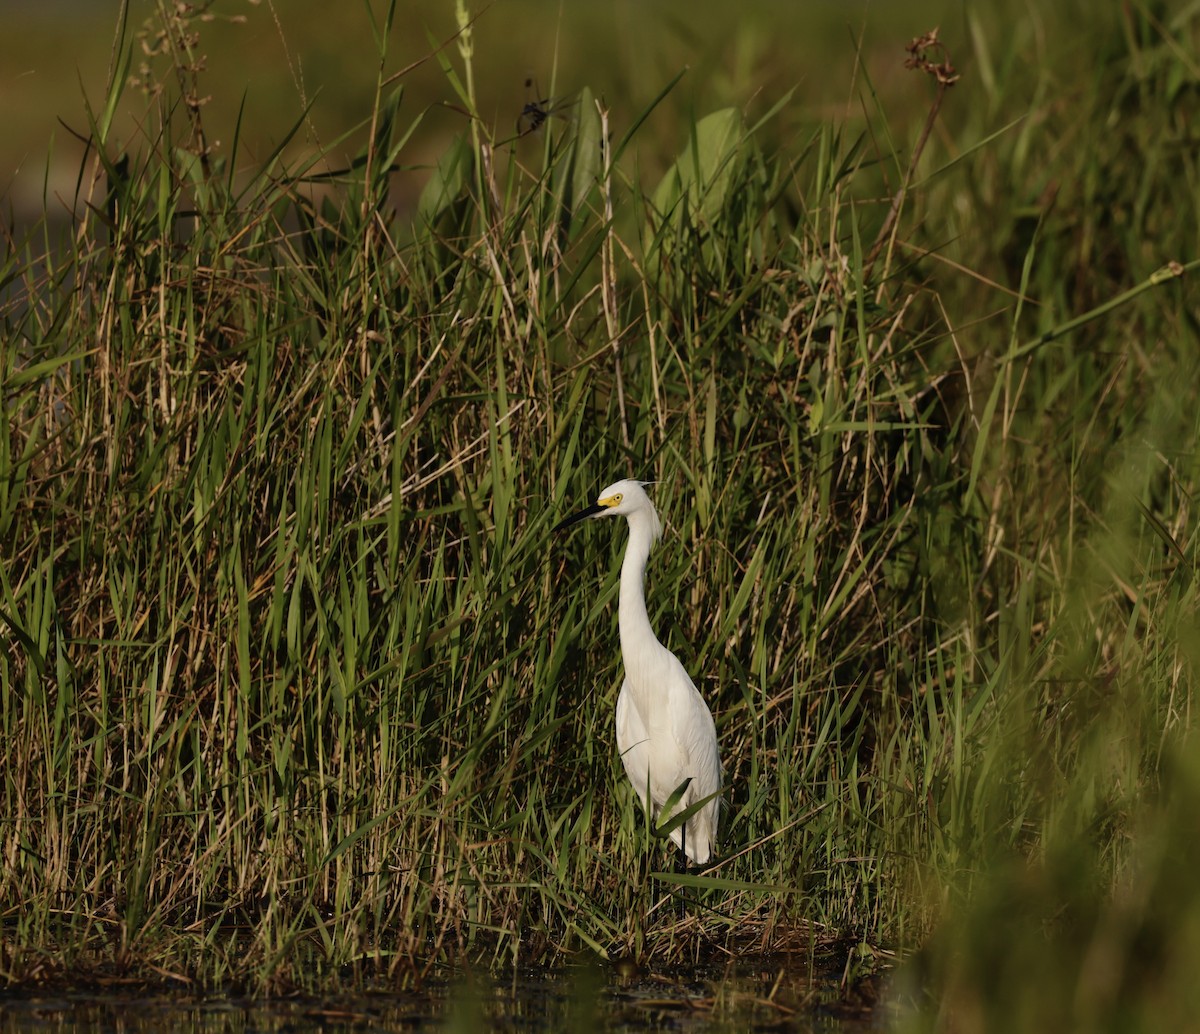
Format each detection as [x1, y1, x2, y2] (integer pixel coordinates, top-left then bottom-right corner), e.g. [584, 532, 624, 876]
[618, 507, 666, 675]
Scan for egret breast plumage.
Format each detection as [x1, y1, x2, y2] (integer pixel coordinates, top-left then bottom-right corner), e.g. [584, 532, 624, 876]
[554, 479, 722, 866]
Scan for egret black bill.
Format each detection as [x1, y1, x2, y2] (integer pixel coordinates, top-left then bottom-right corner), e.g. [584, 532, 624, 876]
[553, 502, 604, 532]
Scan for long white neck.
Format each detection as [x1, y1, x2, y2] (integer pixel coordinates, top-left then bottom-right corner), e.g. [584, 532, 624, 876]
[618, 509, 665, 666]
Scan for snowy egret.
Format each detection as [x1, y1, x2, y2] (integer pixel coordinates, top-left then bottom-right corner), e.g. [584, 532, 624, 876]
[554, 479, 721, 867]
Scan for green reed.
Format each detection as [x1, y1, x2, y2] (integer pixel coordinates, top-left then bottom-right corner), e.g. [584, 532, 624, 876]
[1, 1, 1198, 1020]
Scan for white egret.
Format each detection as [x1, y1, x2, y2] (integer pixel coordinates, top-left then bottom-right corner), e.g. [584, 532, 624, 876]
[554, 479, 721, 867]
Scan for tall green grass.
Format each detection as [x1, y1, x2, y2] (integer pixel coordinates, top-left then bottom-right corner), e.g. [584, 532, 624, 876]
[1, 0, 1198, 1019]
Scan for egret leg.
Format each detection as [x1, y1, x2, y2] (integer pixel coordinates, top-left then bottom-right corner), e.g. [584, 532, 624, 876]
[675, 823, 689, 918]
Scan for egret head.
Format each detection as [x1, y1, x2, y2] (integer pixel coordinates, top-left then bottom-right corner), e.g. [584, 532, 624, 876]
[553, 478, 662, 539]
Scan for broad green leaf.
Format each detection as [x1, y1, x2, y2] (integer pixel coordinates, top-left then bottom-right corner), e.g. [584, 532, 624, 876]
[417, 131, 473, 227]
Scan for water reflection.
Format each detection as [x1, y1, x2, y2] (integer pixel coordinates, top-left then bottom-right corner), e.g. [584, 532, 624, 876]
[0, 956, 886, 1032]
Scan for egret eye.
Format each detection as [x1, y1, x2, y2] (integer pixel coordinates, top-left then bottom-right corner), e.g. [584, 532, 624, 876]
[613, 493, 623, 503]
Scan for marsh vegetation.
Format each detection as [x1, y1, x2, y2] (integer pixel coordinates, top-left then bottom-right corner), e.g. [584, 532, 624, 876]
[1, 2, 1198, 1029]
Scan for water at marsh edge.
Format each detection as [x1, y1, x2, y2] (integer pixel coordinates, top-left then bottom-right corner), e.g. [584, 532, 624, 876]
[0, 956, 890, 1032]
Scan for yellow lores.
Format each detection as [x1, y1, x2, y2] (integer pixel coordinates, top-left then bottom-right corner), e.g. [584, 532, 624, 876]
[555, 479, 722, 866]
